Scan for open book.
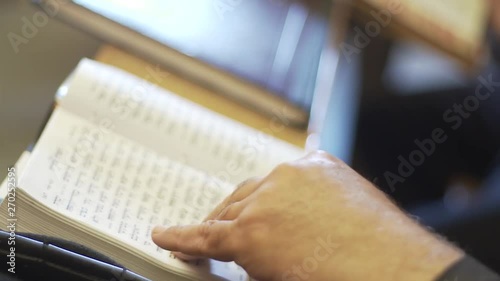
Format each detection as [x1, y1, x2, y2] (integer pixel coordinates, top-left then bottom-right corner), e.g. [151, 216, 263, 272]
[0, 151, 31, 203]
[0, 59, 304, 280]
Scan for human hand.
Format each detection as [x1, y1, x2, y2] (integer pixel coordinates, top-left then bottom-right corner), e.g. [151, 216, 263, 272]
[152, 151, 463, 281]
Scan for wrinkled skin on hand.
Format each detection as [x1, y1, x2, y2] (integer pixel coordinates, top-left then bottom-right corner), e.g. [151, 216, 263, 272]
[152, 151, 462, 281]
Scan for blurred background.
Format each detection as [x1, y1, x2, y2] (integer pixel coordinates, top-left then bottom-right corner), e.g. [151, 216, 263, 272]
[1, 0, 499, 274]
[0, 0, 100, 178]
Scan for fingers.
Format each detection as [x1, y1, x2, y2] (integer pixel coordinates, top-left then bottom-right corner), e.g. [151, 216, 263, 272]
[152, 178, 260, 262]
[215, 201, 246, 221]
[152, 220, 235, 262]
[204, 177, 262, 221]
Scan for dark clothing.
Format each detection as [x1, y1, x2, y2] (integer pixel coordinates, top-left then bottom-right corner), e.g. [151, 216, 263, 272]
[354, 81, 500, 209]
[437, 256, 500, 281]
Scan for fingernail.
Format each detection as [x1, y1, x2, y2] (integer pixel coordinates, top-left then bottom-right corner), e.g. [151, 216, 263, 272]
[152, 226, 167, 235]
[174, 252, 198, 261]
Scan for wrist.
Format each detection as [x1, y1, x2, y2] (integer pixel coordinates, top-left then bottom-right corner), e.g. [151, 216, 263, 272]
[387, 217, 465, 281]
[392, 236, 464, 281]
[325, 212, 464, 281]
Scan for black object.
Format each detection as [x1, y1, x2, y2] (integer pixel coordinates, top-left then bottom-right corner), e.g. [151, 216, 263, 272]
[436, 256, 500, 281]
[412, 163, 500, 274]
[0, 231, 150, 281]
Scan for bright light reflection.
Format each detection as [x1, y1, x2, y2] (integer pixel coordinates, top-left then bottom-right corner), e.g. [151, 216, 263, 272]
[74, 0, 216, 48]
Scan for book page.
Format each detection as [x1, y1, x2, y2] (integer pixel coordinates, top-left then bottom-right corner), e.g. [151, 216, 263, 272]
[19, 108, 247, 281]
[58, 59, 304, 186]
[0, 151, 31, 202]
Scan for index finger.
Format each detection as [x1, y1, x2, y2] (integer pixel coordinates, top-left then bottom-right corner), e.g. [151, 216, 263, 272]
[152, 220, 236, 262]
[204, 177, 262, 221]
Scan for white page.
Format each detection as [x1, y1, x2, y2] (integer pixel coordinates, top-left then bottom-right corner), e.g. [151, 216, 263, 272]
[58, 59, 304, 185]
[0, 151, 31, 201]
[19, 108, 247, 281]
